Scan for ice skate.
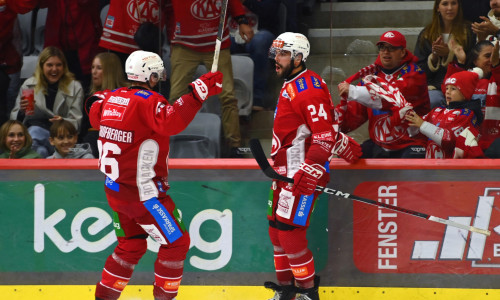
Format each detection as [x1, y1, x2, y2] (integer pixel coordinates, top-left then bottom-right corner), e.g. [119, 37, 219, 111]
[296, 276, 320, 300]
[264, 281, 297, 300]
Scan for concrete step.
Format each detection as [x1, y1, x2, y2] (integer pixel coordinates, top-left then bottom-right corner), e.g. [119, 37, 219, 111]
[302, 1, 433, 29]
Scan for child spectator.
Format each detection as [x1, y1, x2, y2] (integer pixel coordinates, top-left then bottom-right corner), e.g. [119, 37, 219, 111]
[47, 120, 94, 159]
[405, 69, 483, 158]
[0, 120, 40, 159]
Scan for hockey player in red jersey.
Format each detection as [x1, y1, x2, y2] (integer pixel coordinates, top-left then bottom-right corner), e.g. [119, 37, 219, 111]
[88, 50, 223, 300]
[405, 69, 483, 158]
[264, 32, 361, 300]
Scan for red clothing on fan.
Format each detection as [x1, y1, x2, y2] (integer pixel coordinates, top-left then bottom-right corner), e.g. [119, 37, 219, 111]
[442, 62, 500, 150]
[168, 0, 246, 52]
[100, 0, 168, 54]
[420, 106, 480, 158]
[341, 51, 430, 151]
[270, 69, 336, 227]
[88, 86, 201, 218]
[0, 0, 37, 74]
[39, 0, 102, 75]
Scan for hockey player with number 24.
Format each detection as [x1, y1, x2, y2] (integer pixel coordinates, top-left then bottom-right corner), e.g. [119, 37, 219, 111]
[88, 50, 223, 300]
[264, 32, 362, 300]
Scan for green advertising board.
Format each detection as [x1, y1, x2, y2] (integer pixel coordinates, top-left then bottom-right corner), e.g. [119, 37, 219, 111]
[0, 179, 328, 276]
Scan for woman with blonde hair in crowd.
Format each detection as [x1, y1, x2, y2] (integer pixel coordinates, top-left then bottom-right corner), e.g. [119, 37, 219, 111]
[414, 0, 475, 109]
[10, 46, 83, 157]
[0, 120, 41, 159]
[80, 52, 128, 157]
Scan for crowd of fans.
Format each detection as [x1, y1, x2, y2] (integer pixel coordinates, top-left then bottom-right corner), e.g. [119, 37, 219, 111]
[1, 0, 499, 159]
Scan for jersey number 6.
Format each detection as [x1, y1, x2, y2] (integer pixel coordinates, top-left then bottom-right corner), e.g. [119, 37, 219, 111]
[97, 140, 121, 181]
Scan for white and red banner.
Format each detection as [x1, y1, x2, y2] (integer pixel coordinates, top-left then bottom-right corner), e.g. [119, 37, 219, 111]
[353, 182, 500, 274]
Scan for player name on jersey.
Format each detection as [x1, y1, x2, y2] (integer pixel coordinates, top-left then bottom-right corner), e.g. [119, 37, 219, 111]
[99, 125, 134, 144]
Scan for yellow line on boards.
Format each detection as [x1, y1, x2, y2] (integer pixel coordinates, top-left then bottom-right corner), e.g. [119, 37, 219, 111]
[1, 286, 499, 299]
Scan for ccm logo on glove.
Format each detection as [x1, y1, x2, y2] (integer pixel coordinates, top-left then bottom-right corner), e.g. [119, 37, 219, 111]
[189, 71, 223, 102]
[300, 163, 324, 179]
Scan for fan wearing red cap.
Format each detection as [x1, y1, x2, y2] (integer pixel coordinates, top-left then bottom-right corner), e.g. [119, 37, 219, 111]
[405, 69, 483, 158]
[336, 30, 431, 158]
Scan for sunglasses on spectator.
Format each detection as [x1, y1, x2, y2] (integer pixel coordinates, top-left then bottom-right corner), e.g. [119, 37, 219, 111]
[377, 44, 404, 52]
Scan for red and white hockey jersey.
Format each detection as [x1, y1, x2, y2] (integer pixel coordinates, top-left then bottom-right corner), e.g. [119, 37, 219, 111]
[443, 62, 500, 151]
[100, 0, 168, 54]
[168, 0, 246, 52]
[272, 69, 336, 179]
[88, 87, 201, 213]
[419, 105, 480, 158]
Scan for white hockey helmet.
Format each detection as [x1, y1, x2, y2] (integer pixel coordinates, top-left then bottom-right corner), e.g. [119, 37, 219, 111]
[125, 50, 166, 82]
[269, 32, 310, 62]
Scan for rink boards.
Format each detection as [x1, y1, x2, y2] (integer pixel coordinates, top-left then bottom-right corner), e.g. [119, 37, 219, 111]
[1, 159, 500, 299]
[3, 285, 500, 299]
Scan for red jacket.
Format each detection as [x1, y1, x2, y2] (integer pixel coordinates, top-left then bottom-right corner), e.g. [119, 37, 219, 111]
[420, 105, 480, 158]
[39, 0, 102, 75]
[0, 0, 38, 74]
[442, 62, 500, 150]
[168, 0, 246, 52]
[340, 51, 431, 151]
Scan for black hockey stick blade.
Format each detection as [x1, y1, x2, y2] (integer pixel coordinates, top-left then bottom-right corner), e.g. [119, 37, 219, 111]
[249, 138, 491, 236]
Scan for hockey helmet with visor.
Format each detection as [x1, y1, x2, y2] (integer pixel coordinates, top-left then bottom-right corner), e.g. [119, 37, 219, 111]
[125, 50, 166, 83]
[269, 32, 310, 62]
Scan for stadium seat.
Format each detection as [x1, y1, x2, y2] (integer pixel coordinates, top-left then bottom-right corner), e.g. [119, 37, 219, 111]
[17, 12, 33, 56]
[101, 4, 109, 25]
[33, 8, 47, 55]
[231, 55, 254, 117]
[169, 112, 221, 158]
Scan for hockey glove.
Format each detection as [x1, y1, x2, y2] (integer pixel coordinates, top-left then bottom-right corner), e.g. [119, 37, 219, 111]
[292, 159, 326, 196]
[453, 127, 485, 158]
[332, 132, 362, 163]
[189, 71, 223, 103]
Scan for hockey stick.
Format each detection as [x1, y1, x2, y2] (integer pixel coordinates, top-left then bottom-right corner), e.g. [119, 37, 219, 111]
[249, 139, 491, 236]
[211, 0, 229, 72]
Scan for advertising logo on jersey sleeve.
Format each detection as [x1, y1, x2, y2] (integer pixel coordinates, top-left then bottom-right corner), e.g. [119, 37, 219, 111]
[352, 181, 500, 274]
[102, 103, 126, 121]
[295, 77, 308, 92]
[311, 76, 321, 89]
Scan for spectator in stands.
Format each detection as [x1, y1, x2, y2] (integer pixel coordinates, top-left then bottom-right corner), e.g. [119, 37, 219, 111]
[405, 69, 482, 158]
[337, 30, 430, 158]
[471, 0, 500, 41]
[414, 0, 475, 109]
[39, 0, 103, 95]
[80, 52, 127, 157]
[0, 120, 40, 159]
[168, 0, 253, 157]
[0, 1, 38, 126]
[47, 119, 94, 159]
[442, 40, 500, 158]
[229, 0, 280, 110]
[10, 46, 84, 158]
[99, 0, 168, 66]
